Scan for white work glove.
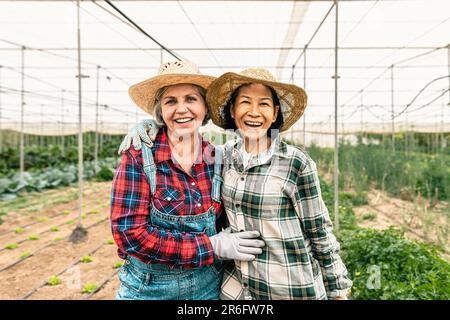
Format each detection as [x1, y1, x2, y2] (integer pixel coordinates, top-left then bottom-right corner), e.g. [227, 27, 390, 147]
[118, 119, 159, 154]
[209, 228, 265, 261]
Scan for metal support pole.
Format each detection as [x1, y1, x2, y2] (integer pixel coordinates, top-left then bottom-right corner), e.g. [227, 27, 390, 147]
[390, 64, 395, 152]
[77, 0, 84, 227]
[333, 0, 340, 236]
[447, 44, 450, 104]
[70, 0, 88, 244]
[360, 90, 364, 142]
[303, 45, 307, 147]
[441, 88, 445, 152]
[94, 65, 100, 175]
[20, 46, 25, 175]
[0, 65, 2, 153]
[61, 90, 65, 155]
[290, 65, 294, 143]
[40, 104, 43, 146]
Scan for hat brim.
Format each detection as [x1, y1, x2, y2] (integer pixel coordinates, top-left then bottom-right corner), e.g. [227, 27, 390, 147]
[129, 73, 216, 114]
[206, 72, 307, 132]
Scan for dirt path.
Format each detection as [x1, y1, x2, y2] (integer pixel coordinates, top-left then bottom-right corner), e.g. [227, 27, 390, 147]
[353, 189, 449, 253]
[1, 180, 448, 299]
[0, 181, 119, 300]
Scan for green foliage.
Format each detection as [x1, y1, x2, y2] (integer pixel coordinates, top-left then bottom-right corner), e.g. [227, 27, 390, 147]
[50, 226, 59, 232]
[62, 210, 71, 215]
[105, 239, 115, 245]
[27, 234, 40, 241]
[5, 243, 18, 250]
[81, 255, 93, 263]
[14, 227, 25, 234]
[361, 212, 377, 221]
[319, 179, 358, 231]
[340, 227, 450, 300]
[96, 165, 115, 182]
[307, 140, 449, 201]
[47, 275, 62, 286]
[113, 261, 124, 269]
[82, 283, 98, 294]
[19, 251, 31, 259]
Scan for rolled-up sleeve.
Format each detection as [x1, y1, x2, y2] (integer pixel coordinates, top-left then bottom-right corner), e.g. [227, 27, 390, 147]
[296, 158, 353, 298]
[110, 149, 214, 268]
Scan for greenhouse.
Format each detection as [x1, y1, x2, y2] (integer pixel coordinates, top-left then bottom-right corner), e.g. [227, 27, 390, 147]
[0, 0, 449, 301]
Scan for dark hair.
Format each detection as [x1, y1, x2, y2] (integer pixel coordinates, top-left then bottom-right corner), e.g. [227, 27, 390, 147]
[223, 83, 284, 138]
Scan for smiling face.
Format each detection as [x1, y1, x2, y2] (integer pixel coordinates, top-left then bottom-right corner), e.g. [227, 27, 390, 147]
[231, 83, 279, 141]
[160, 83, 207, 137]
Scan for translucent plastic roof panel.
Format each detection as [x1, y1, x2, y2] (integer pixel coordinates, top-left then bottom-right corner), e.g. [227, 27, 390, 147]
[0, 0, 449, 135]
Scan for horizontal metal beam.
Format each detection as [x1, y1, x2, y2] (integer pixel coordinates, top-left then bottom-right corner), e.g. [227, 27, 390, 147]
[0, 0, 405, 2]
[0, 46, 441, 51]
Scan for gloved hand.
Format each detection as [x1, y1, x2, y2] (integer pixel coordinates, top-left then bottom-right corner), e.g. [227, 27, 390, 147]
[118, 119, 159, 154]
[209, 228, 265, 261]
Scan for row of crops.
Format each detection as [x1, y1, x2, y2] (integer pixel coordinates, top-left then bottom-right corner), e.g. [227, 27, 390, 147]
[0, 130, 449, 299]
[307, 133, 450, 202]
[0, 131, 123, 200]
[319, 178, 450, 300]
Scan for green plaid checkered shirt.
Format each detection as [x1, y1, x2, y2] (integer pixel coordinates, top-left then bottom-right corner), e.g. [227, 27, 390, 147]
[220, 137, 352, 300]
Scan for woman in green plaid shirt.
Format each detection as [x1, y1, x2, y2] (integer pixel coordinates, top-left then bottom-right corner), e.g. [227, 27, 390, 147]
[205, 68, 353, 300]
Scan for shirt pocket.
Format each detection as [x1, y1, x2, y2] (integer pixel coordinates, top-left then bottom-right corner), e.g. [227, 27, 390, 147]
[153, 187, 186, 216]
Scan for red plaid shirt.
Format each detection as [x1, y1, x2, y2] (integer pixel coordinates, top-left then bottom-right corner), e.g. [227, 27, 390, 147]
[110, 129, 225, 268]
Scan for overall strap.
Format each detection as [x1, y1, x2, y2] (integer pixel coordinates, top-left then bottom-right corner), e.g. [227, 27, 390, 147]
[211, 145, 223, 203]
[141, 143, 157, 195]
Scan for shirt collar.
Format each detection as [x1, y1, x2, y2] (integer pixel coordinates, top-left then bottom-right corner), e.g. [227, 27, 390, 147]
[230, 134, 287, 171]
[152, 127, 211, 165]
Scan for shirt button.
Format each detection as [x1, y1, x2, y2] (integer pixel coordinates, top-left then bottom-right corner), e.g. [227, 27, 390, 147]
[197, 203, 202, 207]
[191, 182, 196, 186]
[243, 283, 248, 288]
[166, 197, 171, 201]
[240, 177, 245, 181]
[236, 204, 240, 208]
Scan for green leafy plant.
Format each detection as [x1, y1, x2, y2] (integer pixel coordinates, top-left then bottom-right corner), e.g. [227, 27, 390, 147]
[19, 251, 31, 259]
[340, 227, 450, 300]
[14, 227, 25, 234]
[113, 261, 124, 269]
[105, 239, 115, 245]
[5, 243, 18, 250]
[47, 275, 62, 286]
[27, 234, 40, 241]
[50, 226, 59, 232]
[62, 210, 71, 215]
[82, 283, 98, 294]
[361, 212, 377, 221]
[81, 255, 93, 263]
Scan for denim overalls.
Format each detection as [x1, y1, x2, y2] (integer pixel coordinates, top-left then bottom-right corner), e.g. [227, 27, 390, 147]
[116, 143, 224, 300]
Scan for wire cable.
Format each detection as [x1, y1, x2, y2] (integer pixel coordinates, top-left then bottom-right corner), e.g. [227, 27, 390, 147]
[103, 0, 181, 60]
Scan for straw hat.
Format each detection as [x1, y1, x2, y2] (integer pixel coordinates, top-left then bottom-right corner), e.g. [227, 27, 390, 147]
[128, 60, 216, 114]
[206, 68, 307, 132]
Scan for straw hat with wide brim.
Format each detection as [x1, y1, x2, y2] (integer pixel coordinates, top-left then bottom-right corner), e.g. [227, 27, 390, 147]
[206, 68, 308, 132]
[129, 60, 216, 114]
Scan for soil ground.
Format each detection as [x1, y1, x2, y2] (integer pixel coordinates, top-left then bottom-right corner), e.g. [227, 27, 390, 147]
[0, 181, 448, 299]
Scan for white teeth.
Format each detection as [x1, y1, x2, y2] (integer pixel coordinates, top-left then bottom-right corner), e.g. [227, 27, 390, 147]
[175, 118, 193, 123]
[244, 121, 263, 127]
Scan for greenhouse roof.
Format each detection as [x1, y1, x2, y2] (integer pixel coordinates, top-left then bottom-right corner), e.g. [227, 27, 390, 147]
[0, 0, 449, 135]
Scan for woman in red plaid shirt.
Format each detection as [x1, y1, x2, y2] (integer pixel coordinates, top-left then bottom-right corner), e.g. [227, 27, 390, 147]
[111, 61, 265, 300]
